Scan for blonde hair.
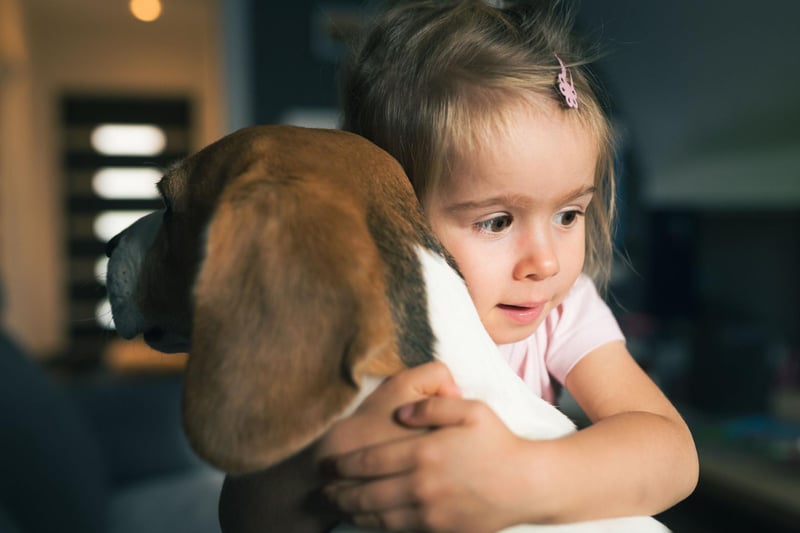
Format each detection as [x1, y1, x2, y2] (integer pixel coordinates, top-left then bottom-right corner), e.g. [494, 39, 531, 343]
[340, 0, 616, 290]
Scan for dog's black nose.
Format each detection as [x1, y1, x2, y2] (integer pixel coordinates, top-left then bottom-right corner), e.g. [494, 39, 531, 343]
[105, 233, 122, 258]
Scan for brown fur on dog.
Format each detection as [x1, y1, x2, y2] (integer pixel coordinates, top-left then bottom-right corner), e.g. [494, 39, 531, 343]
[134, 126, 443, 473]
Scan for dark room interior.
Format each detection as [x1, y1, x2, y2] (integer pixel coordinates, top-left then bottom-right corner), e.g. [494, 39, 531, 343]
[1, 1, 797, 532]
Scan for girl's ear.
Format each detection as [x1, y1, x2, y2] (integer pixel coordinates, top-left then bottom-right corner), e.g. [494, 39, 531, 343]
[181, 176, 402, 474]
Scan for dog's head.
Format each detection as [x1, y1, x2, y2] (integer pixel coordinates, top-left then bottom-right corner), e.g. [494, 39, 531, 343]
[106, 126, 419, 473]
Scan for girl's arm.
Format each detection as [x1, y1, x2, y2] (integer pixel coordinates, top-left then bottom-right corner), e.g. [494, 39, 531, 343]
[552, 340, 699, 521]
[324, 341, 698, 531]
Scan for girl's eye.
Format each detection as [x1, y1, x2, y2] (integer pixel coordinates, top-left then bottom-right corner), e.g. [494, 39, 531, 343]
[554, 210, 584, 228]
[475, 214, 513, 234]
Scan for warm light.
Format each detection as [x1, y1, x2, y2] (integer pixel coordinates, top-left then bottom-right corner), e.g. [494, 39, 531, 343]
[93, 210, 153, 242]
[92, 167, 162, 199]
[130, 0, 162, 22]
[90, 124, 166, 156]
[96, 299, 115, 330]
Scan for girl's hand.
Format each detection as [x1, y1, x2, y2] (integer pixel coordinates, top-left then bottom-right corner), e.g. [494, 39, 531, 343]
[314, 360, 464, 528]
[219, 362, 462, 533]
[323, 395, 539, 533]
[315, 361, 462, 460]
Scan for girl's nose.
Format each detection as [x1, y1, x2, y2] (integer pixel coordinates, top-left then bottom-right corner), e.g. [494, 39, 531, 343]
[513, 231, 560, 281]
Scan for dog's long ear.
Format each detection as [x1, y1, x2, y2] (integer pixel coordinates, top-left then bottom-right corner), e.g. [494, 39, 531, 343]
[183, 174, 403, 474]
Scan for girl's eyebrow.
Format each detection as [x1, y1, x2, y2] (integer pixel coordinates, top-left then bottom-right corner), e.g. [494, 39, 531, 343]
[443, 194, 527, 213]
[558, 185, 597, 204]
[445, 185, 596, 213]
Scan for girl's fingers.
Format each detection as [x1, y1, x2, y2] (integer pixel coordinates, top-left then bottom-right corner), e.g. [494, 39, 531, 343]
[327, 477, 428, 532]
[387, 360, 462, 400]
[396, 396, 489, 429]
[330, 435, 419, 479]
[328, 398, 494, 479]
[316, 363, 461, 469]
[325, 474, 414, 515]
[350, 507, 424, 532]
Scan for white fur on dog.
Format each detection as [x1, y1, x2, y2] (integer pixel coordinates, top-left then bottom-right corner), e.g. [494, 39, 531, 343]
[332, 248, 669, 533]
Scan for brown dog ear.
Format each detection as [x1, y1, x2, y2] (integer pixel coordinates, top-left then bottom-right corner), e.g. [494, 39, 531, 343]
[183, 174, 403, 474]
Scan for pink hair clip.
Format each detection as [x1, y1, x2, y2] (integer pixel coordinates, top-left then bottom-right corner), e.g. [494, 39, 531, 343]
[555, 55, 578, 109]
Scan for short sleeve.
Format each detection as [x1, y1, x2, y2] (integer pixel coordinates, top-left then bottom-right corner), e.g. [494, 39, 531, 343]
[545, 274, 625, 384]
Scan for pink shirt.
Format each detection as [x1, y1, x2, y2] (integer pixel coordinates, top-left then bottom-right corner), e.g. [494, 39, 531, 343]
[496, 274, 624, 404]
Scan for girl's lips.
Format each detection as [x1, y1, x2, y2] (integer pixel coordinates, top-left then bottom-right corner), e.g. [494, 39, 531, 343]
[497, 303, 545, 325]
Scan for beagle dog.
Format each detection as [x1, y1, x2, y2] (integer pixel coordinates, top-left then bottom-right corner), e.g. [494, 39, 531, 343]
[105, 125, 667, 532]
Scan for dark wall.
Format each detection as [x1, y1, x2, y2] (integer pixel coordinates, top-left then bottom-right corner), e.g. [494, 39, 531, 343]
[249, 1, 365, 125]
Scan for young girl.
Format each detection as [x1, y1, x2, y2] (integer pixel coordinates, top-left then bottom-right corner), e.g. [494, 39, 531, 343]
[318, 1, 699, 531]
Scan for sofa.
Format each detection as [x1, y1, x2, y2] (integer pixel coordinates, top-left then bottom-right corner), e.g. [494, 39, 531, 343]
[0, 329, 224, 533]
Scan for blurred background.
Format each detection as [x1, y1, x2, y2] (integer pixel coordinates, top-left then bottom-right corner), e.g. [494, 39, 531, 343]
[0, 0, 797, 532]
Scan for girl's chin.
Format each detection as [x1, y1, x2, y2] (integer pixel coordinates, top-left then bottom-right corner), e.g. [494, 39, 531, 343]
[487, 323, 540, 346]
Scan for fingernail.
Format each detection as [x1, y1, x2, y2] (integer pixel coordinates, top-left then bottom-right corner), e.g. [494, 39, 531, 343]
[395, 403, 414, 421]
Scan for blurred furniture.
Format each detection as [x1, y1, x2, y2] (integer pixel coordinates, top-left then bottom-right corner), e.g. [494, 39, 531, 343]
[0, 328, 223, 533]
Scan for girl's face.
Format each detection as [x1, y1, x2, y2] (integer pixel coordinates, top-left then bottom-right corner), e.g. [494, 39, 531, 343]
[425, 107, 598, 345]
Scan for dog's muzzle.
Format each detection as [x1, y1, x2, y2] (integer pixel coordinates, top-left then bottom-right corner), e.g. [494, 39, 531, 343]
[105, 210, 164, 341]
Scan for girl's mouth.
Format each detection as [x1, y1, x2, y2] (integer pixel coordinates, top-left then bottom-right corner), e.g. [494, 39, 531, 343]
[497, 303, 545, 326]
